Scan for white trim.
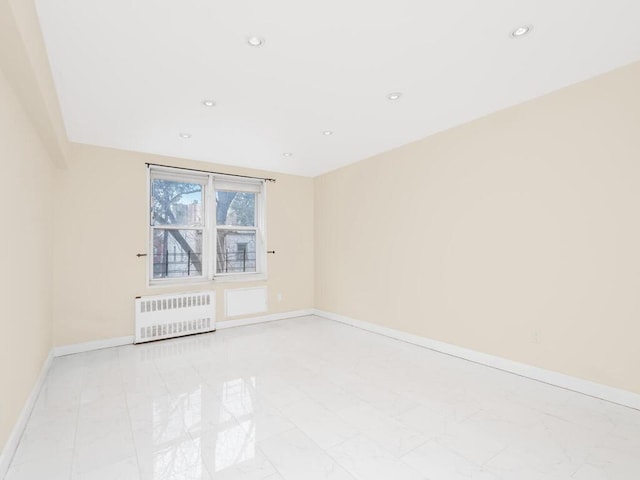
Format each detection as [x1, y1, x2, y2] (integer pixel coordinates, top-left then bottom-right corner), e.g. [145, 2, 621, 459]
[0, 352, 53, 478]
[148, 167, 210, 287]
[149, 166, 210, 184]
[51, 309, 315, 355]
[214, 176, 263, 192]
[213, 179, 266, 281]
[313, 309, 640, 411]
[217, 309, 314, 329]
[0, 309, 304, 475]
[148, 167, 267, 287]
[146, 165, 153, 286]
[212, 273, 267, 284]
[52, 336, 135, 357]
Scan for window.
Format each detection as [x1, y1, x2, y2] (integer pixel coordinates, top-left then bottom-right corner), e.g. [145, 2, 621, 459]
[149, 167, 266, 285]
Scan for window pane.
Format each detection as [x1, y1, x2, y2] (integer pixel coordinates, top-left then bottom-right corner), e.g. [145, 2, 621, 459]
[152, 179, 203, 225]
[216, 191, 255, 227]
[216, 230, 256, 273]
[153, 229, 203, 278]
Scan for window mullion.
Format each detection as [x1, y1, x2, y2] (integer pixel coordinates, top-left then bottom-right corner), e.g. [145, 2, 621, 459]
[208, 174, 215, 279]
[152, 225, 203, 230]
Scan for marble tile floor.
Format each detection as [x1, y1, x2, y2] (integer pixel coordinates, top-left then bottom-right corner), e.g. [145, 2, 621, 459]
[5, 315, 640, 479]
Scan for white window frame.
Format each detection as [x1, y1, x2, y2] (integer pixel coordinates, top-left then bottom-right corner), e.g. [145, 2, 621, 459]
[212, 177, 266, 281]
[148, 166, 267, 286]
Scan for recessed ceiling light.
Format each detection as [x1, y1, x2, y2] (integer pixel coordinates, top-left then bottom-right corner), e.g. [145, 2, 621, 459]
[247, 36, 265, 47]
[387, 92, 402, 100]
[202, 100, 216, 107]
[283, 152, 292, 157]
[179, 132, 192, 139]
[323, 130, 334, 136]
[511, 25, 532, 38]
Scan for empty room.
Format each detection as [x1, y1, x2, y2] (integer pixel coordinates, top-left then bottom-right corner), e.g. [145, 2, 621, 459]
[1, 1, 640, 479]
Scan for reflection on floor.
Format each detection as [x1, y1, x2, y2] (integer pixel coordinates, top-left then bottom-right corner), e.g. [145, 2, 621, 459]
[6, 315, 640, 479]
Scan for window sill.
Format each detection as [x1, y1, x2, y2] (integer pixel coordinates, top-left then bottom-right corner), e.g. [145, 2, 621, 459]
[148, 273, 267, 288]
[213, 273, 267, 284]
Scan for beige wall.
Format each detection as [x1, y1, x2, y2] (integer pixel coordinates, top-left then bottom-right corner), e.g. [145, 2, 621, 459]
[2, 0, 639, 453]
[0, 67, 54, 451]
[315, 61, 640, 394]
[0, 0, 69, 167]
[52, 143, 314, 346]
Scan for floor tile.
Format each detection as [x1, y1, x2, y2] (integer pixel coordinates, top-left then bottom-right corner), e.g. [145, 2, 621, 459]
[7, 316, 640, 480]
[402, 440, 500, 480]
[259, 428, 355, 480]
[327, 435, 424, 480]
[136, 435, 213, 480]
[5, 448, 73, 480]
[72, 427, 137, 476]
[437, 417, 508, 465]
[279, 398, 360, 449]
[335, 401, 428, 457]
[71, 456, 140, 480]
[10, 411, 77, 466]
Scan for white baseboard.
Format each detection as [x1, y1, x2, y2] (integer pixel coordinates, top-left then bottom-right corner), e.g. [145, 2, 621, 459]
[217, 309, 314, 329]
[0, 351, 53, 479]
[51, 309, 315, 356]
[53, 336, 135, 357]
[313, 309, 640, 411]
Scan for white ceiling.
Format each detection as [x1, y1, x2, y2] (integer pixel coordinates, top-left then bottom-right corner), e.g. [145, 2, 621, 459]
[35, 0, 640, 177]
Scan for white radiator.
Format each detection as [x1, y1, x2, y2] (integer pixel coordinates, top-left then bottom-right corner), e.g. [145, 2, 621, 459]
[134, 291, 216, 344]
